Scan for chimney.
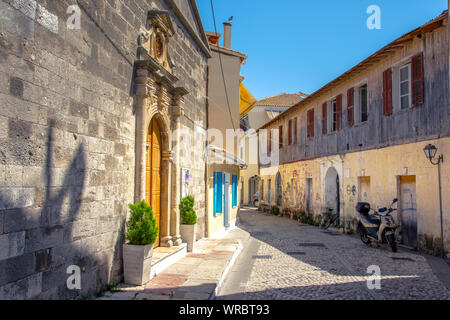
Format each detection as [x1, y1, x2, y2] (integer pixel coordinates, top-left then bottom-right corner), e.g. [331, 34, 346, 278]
[223, 19, 232, 49]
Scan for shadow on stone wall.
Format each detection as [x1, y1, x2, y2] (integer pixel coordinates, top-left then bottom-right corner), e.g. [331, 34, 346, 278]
[0, 120, 124, 299]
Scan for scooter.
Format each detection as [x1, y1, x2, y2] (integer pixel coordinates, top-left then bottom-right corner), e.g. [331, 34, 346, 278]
[356, 199, 399, 252]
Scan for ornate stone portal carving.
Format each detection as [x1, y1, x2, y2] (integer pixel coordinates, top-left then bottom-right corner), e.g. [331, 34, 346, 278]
[134, 8, 188, 248]
[138, 7, 175, 73]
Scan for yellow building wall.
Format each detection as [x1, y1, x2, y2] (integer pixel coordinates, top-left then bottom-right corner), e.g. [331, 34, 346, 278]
[342, 137, 450, 256]
[259, 158, 322, 214]
[259, 137, 449, 257]
[207, 164, 240, 237]
[240, 163, 259, 205]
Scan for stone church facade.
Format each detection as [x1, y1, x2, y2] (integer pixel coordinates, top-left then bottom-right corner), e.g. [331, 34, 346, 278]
[0, 0, 210, 299]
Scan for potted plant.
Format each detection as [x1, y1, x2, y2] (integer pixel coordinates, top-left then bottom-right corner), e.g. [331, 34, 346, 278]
[179, 195, 197, 252]
[123, 200, 158, 286]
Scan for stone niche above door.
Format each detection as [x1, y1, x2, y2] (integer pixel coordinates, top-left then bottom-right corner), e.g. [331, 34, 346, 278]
[138, 7, 176, 74]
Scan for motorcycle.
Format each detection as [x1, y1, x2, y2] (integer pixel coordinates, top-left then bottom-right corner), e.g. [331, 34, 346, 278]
[356, 198, 399, 252]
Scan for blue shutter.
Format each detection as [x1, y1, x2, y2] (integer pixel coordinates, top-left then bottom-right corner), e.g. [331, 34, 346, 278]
[214, 172, 223, 215]
[232, 175, 238, 207]
[213, 172, 218, 216]
[218, 172, 223, 213]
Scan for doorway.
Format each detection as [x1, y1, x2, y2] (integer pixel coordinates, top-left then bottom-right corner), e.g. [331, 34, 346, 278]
[276, 172, 282, 206]
[268, 179, 272, 205]
[146, 118, 161, 248]
[306, 178, 313, 214]
[399, 176, 418, 248]
[248, 176, 258, 205]
[325, 167, 340, 222]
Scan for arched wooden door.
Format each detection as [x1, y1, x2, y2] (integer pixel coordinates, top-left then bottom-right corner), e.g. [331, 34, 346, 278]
[146, 118, 161, 248]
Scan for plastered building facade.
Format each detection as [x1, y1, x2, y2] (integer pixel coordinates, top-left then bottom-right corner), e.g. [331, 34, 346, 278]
[258, 12, 450, 258]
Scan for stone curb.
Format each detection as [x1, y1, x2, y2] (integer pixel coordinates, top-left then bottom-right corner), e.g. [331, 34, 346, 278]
[209, 240, 243, 300]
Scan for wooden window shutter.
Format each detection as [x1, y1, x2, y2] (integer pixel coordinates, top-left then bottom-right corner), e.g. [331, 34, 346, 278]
[268, 129, 272, 153]
[336, 94, 342, 131]
[294, 117, 298, 144]
[412, 52, 424, 107]
[232, 175, 237, 207]
[279, 125, 283, 149]
[347, 88, 354, 127]
[322, 102, 327, 135]
[383, 68, 393, 115]
[288, 120, 292, 145]
[307, 109, 314, 138]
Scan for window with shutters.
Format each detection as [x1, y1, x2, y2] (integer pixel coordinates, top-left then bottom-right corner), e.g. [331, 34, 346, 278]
[347, 88, 354, 127]
[400, 64, 412, 109]
[389, 52, 423, 113]
[359, 84, 368, 122]
[288, 118, 298, 145]
[331, 99, 337, 132]
[268, 129, 272, 154]
[307, 109, 314, 139]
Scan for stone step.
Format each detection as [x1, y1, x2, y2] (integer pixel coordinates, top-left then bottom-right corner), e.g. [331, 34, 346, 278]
[150, 243, 188, 279]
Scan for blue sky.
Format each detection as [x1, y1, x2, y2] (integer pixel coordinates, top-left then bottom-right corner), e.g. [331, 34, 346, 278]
[197, 0, 448, 100]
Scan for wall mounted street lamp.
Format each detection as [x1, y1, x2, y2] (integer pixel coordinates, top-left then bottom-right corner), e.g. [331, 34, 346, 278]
[423, 144, 445, 258]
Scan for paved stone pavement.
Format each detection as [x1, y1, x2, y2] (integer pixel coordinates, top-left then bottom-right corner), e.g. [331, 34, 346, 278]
[217, 208, 450, 300]
[97, 237, 241, 300]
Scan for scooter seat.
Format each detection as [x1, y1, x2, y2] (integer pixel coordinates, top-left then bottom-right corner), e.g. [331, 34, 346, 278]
[361, 214, 381, 226]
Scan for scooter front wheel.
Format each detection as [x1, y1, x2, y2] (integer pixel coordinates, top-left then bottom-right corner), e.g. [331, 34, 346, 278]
[360, 233, 371, 245]
[387, 234, 397, 252]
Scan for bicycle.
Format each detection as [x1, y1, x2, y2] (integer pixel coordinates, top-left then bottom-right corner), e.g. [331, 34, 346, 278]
[320, 208, 339, 229]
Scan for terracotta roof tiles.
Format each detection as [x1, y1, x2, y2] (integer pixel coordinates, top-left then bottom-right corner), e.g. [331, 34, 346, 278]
[255, 92, 308, 107]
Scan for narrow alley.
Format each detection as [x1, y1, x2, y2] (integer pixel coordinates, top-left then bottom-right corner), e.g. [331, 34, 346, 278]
[216, 208, 450, 300]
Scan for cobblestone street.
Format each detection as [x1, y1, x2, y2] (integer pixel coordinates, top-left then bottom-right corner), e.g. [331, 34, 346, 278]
[217, 208, 450, 300]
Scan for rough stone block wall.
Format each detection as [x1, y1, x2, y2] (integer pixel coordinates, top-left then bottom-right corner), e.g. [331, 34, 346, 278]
[0, 0, 208, 299]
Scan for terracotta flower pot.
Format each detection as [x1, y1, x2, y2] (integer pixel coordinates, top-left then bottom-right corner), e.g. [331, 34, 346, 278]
[123, 244, 154, 286]
[180, 224, 197, 252]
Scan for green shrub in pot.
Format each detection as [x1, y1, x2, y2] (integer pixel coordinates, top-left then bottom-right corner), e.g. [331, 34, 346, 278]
[179, 196, 197, 252]
[126, 200, 158, 245]
[123, 200, 158, 286]
[179, 195, 197, 225]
